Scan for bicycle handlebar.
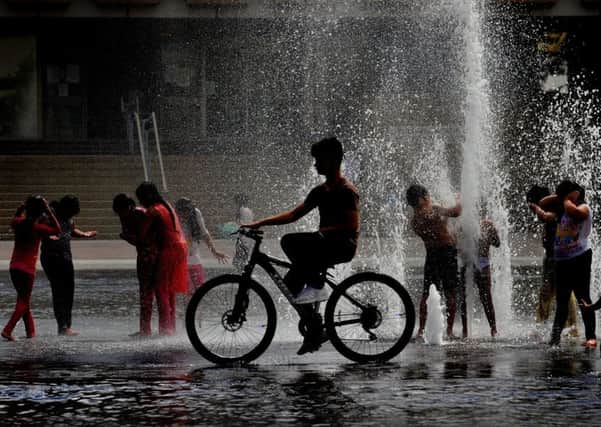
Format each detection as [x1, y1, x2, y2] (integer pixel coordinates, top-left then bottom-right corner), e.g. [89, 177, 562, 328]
[234, 227, 264, 240]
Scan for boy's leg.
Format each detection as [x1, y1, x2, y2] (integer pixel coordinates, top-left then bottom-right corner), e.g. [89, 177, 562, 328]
[537, 257, 555, 323]
[476, 268, 497, 336]
[42, 256, 68, 333]
[550, 259, 572, 344]
[571, 251, 595, 342]
[441, 247, 459, 338]
[418, 251, 438, 338]
[281, 232, 326, 295]
[64, 260, 75, 331]
[137, 256, 155, 336]
[458, 266, 468, 338]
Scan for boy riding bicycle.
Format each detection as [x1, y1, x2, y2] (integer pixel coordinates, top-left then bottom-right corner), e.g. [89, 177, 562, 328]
[245, 137, 360, 355]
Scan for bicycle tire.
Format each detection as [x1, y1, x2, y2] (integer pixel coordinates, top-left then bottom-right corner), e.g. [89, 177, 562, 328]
[186, 274, 277, 365]
[324, 272, 415, 363]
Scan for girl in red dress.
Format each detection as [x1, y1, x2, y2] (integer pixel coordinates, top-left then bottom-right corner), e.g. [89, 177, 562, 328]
[2, 196, 61, 341]
[135, 182, 187, 336]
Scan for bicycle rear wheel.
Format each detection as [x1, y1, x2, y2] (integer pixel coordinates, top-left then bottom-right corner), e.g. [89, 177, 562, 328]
[324, 272, 415, 363]
[186, 274, 277, 365]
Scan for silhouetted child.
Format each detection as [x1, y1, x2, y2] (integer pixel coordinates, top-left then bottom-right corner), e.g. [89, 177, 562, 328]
[406, 185, 461, 340]
[458, 214, 499, 338]
[527, 185, 579, 338]
[537, 180, 595, 347]
[2, 196, 60, 341]
[41, 195, 96, 336]
[113, 193, 155, 337]
[136, 182, 188, 336]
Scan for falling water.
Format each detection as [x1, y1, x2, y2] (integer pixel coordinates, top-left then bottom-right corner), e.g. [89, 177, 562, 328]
[457, 0, 513, 335]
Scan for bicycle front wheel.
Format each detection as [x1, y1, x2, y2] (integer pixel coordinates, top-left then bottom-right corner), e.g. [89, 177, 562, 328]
[186, 274, 277, 365]
[325, 272, 415, 363]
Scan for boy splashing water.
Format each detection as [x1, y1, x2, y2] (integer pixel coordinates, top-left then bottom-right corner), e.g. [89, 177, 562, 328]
[406, 185, 461, 340]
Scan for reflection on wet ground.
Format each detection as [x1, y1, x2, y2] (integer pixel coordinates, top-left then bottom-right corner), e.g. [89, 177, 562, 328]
[1, 271, 601, 425]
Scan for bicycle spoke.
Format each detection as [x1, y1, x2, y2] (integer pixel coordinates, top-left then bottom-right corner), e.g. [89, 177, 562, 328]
[326, 274, 415, 361]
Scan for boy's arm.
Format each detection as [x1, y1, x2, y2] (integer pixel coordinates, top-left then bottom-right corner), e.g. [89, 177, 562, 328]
[528, 203, 557, 223]
[435, 201, 462, 218]
[539, 194, 559, 210]
[73, 228, 97, 238]
[564, 199, 589, 221]
[246, 202, 313, 228]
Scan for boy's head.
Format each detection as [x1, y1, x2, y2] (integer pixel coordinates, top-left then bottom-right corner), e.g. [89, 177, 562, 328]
[25, 195, 45, 220]
[526, 185, 550, 204]
[59, 194, 80, 218]
[406, 184, 429, 208]
[555, 180, 578, 200]
[112, 193, 135, 215]
[311, 137, 343, 175]
[175, 197, 194, 217]
[234, 193, 249, 208]
[135, 181, 161, 208]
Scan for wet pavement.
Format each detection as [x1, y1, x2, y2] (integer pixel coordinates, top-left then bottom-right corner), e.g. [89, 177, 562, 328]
[1, 270, 601, 426]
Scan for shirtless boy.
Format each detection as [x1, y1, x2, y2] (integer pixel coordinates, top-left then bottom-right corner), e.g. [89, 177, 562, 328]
[406, 185, 462, 339]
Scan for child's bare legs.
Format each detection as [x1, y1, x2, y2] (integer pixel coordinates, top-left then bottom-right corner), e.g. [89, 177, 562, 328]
[416, 292, 428, 338]
[444, 290, 456, 338]
[459, 267, 468, 338]
[476, 268, 497, 337]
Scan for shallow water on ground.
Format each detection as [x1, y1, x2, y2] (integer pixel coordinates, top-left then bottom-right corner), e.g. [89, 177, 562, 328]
[1, 270, 601, 425]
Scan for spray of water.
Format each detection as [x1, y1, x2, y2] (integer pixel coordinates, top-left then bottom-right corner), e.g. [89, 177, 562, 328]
[424, 285, 445, 345]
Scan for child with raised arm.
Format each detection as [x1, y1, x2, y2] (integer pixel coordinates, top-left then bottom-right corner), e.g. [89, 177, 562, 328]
[536, 180, 596, 347]
[406, 185, 461, 340]
[41, 195, 96, 336]
[2, 196, 61, 341]
[527, 185, 579, 337]
[459, 214, 499, 338]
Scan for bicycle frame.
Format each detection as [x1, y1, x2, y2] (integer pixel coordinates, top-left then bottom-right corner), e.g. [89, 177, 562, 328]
[236, 231, 366, 319]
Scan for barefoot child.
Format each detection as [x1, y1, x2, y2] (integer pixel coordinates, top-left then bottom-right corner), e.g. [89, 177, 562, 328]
[2, 196, 61, 341]
[536, 181, 596, 347]
[113, 193, 156, 337]
[406, 185, 461, 340]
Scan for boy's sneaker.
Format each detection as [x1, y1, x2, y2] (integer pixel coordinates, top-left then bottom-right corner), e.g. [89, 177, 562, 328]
[297, 329, 329, 355]
[294, 286, 329, 304]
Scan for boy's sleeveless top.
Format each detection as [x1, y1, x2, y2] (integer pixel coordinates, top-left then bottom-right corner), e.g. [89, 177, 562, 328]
[41, 217, 74, 261]
[553, 205, 592, 260]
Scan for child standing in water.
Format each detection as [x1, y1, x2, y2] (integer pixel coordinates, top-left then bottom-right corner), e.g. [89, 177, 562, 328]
[527, 185, 579, 337]
[537, 180, 596, 347]
[2, 196, 61, 341]
[175, 198, 227, 299]
[136, 182, 188, 336]
[459, 213, 499, 338]
[113, 193, 157, 337]
[41, 195, 97, 336]
[406, 185, 461, 340]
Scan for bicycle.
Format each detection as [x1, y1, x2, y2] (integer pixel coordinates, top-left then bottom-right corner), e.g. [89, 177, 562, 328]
[186, 228, 416, 365]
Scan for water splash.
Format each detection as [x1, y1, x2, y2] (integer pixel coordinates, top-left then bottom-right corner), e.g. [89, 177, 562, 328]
[424, 285, 444, 345]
